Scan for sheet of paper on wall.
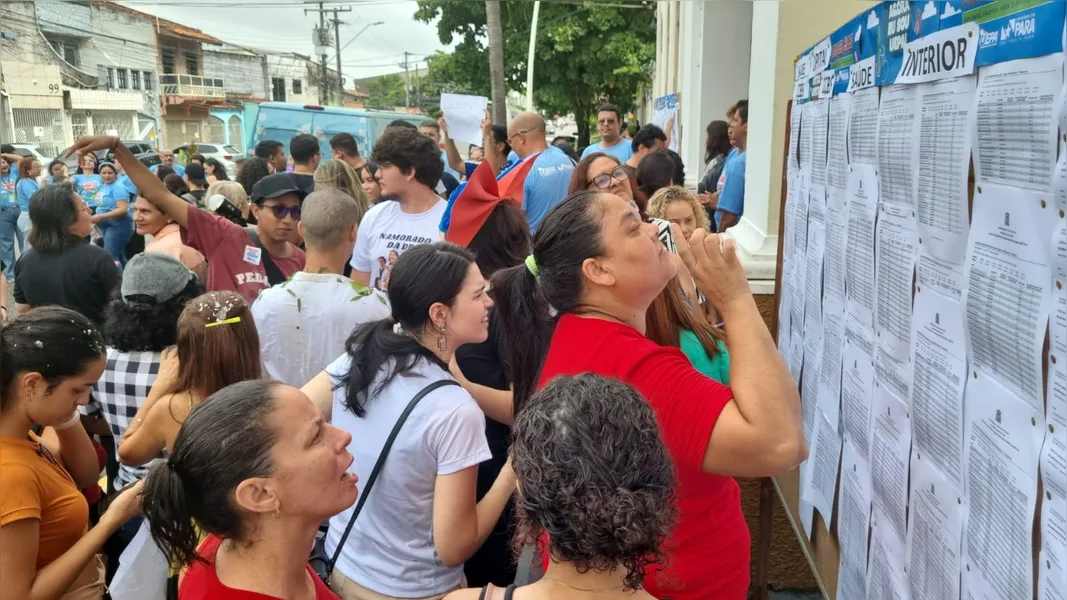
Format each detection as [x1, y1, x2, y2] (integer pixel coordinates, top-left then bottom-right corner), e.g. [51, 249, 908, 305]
[962, 184, 1056, 411]
[652, 94, 680, 153]
[818, 298, 846, 426]
[801, 409, 842, 532]
[845, 310, 875, 358]
[810, 99, 831, 188]
[877, 85, 920, 209]
[870, 381, 912, 544]
[1038, 549, 1067, 600]
[1042, 480, 1067, 574]
[906, 452, 964, 600]
[918, 248, 965, 301]
[866, 517, 909, 600]
[439, 93, 489, 147]
[1053, 140, 1067, 213]
[837, 439, 872, 600]
[846, 163, 879, 327]
[916, 75, 976, 265]
[909, 287, 967, 487]
[804, 195, 827, 333]
[842, 337, 875, 461]
[799, 459, 816, 539]
[802, 323, 825, 443]
[961, 373, 1043, 600]
[874, 202, 918, 362]
[848, 86, 880, 166]
[789, 100, 803, 173]
[824, 190, 849, 307]
[789, 334, 805, 384]
[876, 344, 912, 406]
[827, 94, 851, 193]
[973, 53, 1063, 193]
[800, 103, 814, 175]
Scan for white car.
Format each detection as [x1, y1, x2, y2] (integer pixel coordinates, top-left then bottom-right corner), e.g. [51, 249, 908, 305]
[173, 143, 242, 178]
[10, 144, 52, 165]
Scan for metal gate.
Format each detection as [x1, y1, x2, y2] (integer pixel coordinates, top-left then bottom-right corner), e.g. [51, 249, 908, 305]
[228, 116, 244, 153]
[91, 111, 136, 139]
[11, 108, 65, 158]
[204, 115, 226, 144]
[71, 113, 88, 140]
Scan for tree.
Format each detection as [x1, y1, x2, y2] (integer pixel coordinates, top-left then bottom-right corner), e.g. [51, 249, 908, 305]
[485, 0, 507, 125]
[414, 0, 655, 147]
[364, 73, 408, 109]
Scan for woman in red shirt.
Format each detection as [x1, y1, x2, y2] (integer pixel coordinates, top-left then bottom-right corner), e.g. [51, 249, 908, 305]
[141, 380, 359, 600]
[491, 189, 806, 599]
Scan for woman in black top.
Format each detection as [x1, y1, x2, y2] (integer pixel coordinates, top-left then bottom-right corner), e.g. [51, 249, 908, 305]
[12, 183, 120, 327]
[697, 120, 732, 226]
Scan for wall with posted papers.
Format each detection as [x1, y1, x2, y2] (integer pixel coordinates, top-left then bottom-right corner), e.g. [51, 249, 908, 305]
[775, 1, 1066, 599]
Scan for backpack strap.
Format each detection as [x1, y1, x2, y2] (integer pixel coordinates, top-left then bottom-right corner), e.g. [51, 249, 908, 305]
[244, 227, 286, 286]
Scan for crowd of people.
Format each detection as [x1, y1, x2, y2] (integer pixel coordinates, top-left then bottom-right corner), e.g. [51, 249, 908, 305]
[0, 98, 798, 600]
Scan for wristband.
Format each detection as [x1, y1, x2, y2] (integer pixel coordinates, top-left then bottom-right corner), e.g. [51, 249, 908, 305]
[54, 412, 82, 431]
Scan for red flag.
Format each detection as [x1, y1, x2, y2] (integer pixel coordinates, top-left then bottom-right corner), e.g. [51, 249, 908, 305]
[445, 155, 537, 247]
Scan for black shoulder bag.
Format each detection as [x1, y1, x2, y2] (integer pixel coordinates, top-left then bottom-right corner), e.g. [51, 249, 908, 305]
[308, 379, 460, 585]
[244, 227, 286, 287]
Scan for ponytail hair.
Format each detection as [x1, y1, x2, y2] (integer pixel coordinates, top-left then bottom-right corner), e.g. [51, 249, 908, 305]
[142, 380, 281, 567]
[491, 189, 607, 413]
[339, 242, 476, 417]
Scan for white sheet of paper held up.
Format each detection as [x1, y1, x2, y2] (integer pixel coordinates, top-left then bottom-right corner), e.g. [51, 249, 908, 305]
[916, 75, 975, 264]
[837, 439, 872, 600]
[439, 93, 489, 147]
[973, 53, 1063, 193]
[877, 84, 920, 209]
[870, 381, 912, 544]
[962, 373, 1043, 600]
[909, 287, 967, 486]
[962, 183, 1056, 411]
[906, 452, 964, 600]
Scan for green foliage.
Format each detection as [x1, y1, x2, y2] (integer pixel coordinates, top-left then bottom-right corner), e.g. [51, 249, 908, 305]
[364, 73, 409, 109]
[415, 0, 655, 146]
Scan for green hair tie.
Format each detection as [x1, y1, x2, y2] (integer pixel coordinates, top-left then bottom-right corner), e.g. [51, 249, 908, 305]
[525, 254, 539, 277]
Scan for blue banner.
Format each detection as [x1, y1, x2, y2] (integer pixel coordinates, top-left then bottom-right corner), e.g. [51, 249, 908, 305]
[876, 1, 942, 85]
[830, 13, 869, 94]
[940, 0, 1064, 66]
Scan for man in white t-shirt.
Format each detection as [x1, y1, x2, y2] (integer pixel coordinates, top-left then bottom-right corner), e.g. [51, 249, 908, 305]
[253, 188, 390, 387]
[350, 127, 447, 291]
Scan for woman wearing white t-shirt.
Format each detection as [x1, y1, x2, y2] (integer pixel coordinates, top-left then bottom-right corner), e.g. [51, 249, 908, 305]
[304, 241, 516, 600]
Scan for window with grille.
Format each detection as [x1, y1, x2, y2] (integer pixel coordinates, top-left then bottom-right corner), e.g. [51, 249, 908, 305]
[118, 69, 128, 90]
[132, 71, 141, 90]
[271, 78, 286, 102]
[48, 38, 79, 67]
[293, 79, 303, 94]
[185, 52, 199, 76]
[143, 71, 153, 91]
[161, 47, 176, 74]
[107, 68, 115, 90]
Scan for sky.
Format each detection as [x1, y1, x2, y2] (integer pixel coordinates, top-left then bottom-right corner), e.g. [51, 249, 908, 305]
[113, 0, 450, 85]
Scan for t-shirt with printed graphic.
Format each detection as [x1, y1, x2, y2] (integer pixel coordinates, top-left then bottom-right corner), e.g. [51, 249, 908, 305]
[350, 199, 447, 292]
[1, 163, 19, 207]
[182, 207, 305, 303]
[72, 174, 105, 208]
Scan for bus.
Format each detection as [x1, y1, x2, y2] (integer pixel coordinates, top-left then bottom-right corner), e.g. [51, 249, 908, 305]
[249, 102, 425, 160]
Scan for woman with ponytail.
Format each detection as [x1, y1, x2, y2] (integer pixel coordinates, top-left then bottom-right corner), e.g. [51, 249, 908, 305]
[302, 242, 515, 600]
[141, 379, 357, 599]
[490, 189, 805, 600]
[0, 307, 143, 600]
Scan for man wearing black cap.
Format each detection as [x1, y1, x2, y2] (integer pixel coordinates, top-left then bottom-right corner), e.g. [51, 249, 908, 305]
[183, 162, 209, 207]
[67, 135, 306, 302]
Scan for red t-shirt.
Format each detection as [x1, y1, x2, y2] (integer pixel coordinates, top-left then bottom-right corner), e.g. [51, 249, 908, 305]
[537, 314, 749, 600]
[181, 208, 305, 303]
[179, 534, 338, 600]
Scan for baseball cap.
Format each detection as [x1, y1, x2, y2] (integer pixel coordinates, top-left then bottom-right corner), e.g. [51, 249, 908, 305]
[250, 173, 307, 205]
[185, 162, 207, 184]
[121, 253, 194, 304]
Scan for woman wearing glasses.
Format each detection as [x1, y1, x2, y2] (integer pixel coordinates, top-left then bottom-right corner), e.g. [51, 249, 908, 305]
[67, 136, 306, 303]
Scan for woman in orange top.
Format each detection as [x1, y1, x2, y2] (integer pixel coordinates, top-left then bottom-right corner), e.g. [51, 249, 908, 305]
[133, 195, 207, 281]
[0, 307, 144, 600]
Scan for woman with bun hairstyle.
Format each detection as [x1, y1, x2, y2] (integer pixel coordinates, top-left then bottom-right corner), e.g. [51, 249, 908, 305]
[141, 379, 355, 599]
[446, 373, 676, 600]
[0, 307, 144, 600]
[490, 189, 805, 599]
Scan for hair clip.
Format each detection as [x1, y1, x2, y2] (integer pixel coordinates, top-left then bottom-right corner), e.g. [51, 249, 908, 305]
[205, 316, 242, 328]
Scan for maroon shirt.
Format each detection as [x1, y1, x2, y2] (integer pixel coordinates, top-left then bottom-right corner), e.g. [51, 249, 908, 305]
[181, 208, 305, 303]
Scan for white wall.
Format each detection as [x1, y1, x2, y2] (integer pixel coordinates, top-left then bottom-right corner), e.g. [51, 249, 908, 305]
[204, 47, 267, 99]
[265, 54, 318, 104]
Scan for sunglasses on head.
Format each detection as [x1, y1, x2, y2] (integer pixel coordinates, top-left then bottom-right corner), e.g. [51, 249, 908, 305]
[589, 167, 629, 190]
[263, 204, 301, 220]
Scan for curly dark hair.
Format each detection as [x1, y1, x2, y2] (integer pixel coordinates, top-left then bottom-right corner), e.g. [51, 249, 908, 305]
[511, 373, 677, 591]
[237, 157, 271, 197]
[370, 127, 443, 189]
[104, 277, 204, 352]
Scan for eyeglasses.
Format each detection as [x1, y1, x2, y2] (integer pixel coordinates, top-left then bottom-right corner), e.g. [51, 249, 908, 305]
[588, 167, 630, 190]
[597, 118, 618, 126]
[264, 204, 301, 220]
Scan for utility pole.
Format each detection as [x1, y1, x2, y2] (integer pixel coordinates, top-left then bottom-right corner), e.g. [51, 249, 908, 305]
[414, 63, 421, 113]
[525, 1, 541, 110]
[400, 51, 411, 110]
[304, 2, 348, 105]
[330, 8, 351, 105]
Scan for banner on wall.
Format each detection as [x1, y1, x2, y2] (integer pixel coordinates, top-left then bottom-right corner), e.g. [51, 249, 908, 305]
[939, 0, 1065, 66]
[895, 22, 980, 84]
[875, 1, 943, 85]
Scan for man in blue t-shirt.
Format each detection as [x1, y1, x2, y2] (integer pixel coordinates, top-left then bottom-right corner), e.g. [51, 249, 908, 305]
[580, 104, 633, 163]
[150, 148, 185, 177]
[716, 100, 748, 232]
[508, 112, 575, 231]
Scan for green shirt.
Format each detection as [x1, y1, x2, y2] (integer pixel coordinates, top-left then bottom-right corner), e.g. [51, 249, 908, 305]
[680, 329, 730, 385]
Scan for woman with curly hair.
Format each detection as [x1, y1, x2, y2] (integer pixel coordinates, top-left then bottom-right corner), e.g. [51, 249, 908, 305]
[446, 374, 677, 600]
[647, 186, 709, 242]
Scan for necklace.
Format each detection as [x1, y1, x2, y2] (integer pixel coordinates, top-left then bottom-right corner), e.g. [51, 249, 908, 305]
[545, 577, 626, 594]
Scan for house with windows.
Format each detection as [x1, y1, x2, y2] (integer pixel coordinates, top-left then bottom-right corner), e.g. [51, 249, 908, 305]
[265, 52, 342, 106]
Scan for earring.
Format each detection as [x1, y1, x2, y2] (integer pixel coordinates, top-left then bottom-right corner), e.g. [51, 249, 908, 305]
[272, 503, 281, 520]
[437, 324, 447, 352]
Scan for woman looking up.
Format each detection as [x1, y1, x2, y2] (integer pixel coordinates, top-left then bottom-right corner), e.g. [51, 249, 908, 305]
[92, 163, 135, 268]
[446, 374, 677, 600]
[134, 194, 207, 280]
[0, 307, 144, 600]
[142, 380, 354, 600]
[491, 190, 805, 600]
[302, 242, 515, 600]
[71, 153, 103, 212]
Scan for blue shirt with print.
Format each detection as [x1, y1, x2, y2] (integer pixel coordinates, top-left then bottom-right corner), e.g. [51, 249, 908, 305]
[523, 145, 575, 232]
[0, 163, 17, 207]
[99, 181, 133, 217]
[714, 150, 746, 230]
[151, 163, 185, 177]
[72, 174, 105, 208]
[580, 139, 633, 163]
[16, 178, 39, 211]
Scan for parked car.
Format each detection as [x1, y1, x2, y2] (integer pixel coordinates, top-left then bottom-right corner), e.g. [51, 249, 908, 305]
[10, 143, 53, 164]
[59, 140, 161, 172]
[173, 143, 242, 177]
